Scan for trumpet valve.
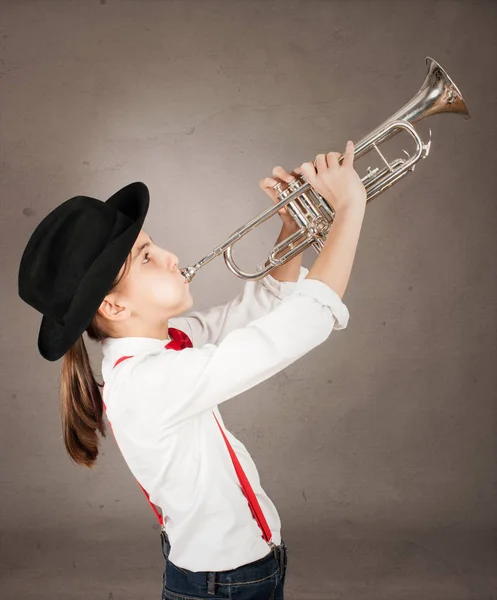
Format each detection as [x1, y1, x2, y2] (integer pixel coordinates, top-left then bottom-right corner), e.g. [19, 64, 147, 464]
[363, 166, 380, 182]
[309, 217, 329, 237]
[287, 178, 300, 191]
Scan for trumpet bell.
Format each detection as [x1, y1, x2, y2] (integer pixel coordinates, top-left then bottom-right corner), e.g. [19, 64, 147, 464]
[354, 56, 470, 162]
[180, 57, 470, 283]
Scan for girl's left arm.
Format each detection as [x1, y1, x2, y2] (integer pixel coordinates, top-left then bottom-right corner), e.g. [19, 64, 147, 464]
[268, 222, 302, 283]
[170, 167, 307, 347]
[170, 222, 308, 347]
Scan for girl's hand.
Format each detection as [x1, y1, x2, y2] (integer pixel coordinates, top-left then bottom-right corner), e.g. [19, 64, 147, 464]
[300, 141, 367, 215]
[258, 166, 301, 230]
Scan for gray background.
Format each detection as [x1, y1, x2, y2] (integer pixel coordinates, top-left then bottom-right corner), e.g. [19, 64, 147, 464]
[1, 1, 496, 599]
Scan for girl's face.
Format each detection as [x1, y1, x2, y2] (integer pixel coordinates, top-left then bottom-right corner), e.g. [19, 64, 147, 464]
[99, 229, 193, 337]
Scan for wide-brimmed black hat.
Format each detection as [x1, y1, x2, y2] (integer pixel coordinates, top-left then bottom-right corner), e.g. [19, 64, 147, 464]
[18, 181, 150, 362]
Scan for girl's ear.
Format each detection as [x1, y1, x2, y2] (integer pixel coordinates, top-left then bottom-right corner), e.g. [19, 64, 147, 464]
[98, 296, 127, 321]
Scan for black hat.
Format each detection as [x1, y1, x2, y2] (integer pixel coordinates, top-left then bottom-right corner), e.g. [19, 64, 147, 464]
[18, 182, 150, 362]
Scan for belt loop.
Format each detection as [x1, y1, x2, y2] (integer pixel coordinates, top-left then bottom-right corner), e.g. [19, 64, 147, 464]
[207, 571, 216, 595]
[268, 540, 278, 561]
[160, 530, 168, 560]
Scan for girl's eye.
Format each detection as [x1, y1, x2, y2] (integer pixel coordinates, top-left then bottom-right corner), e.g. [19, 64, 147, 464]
[142, 252, 150, 264]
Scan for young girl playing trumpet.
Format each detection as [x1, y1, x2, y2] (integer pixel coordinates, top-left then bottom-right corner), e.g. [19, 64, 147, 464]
[18, 141, 366, 599]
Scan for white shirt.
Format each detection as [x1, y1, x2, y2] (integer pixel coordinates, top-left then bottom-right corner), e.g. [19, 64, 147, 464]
[101, 266, 350, 572]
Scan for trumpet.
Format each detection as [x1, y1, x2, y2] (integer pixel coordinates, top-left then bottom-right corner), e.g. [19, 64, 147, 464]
[180, 57, 470, 283]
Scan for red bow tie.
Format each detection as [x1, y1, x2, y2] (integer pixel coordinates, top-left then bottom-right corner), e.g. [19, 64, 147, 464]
[165, 327, 193, 351]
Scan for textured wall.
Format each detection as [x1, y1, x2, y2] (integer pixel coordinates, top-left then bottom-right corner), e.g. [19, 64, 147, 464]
[1, 1, 496, 599]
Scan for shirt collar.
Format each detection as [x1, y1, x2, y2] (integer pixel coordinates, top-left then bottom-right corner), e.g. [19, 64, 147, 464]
[101, 335, 171, 383]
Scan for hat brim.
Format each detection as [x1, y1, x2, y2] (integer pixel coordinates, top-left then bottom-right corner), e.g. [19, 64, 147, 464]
[38, 182, 150, 361]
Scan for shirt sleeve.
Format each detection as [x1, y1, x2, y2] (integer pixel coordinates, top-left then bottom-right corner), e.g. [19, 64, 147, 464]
[169, 265, 346, 348]
[120, 278, 350, 432]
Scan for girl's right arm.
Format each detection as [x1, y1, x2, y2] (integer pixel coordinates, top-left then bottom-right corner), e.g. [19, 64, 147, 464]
[301, 140, 367, 299]
[305, 206, 365, 299]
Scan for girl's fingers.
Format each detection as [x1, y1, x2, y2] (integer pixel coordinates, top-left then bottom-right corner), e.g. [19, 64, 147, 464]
[259, 177, 279, 193]
[272, 165, 295, 183]
[314, 153, 327, 171]
[327, 151, 341, 168]
[259, 165, 302, 202]
[261, 143, 354, 196]
[300, 161, 316, 182]
[341, 140, 355, 167]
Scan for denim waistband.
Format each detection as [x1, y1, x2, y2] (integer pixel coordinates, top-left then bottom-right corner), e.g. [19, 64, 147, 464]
[160, 530, 287, 590]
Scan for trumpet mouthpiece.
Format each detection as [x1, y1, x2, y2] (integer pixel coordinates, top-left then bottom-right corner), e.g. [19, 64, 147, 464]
[180, 266, 196, 283]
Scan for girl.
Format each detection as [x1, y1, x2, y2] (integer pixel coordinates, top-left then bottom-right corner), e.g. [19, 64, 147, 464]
[18, 141, 366, 600]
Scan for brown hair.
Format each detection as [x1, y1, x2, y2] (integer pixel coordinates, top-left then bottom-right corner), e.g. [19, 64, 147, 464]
[59, 254, 132, 469]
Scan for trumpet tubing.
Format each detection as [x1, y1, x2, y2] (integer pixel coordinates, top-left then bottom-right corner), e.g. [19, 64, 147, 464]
[180, 57, 470, 283]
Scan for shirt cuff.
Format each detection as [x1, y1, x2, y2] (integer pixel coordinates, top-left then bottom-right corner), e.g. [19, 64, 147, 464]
[286, 277, 350, 330]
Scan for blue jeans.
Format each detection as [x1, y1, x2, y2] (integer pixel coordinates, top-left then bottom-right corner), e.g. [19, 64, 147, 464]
[160, 531, 288, 599]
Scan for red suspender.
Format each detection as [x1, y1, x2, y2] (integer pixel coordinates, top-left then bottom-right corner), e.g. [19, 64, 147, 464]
[102, 364, 165, 529]
[211, 411, 272, 542]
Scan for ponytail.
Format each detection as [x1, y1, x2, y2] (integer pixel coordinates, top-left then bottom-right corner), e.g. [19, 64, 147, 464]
[60, 337, 106, 468]
[59, 254, 132, 468]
